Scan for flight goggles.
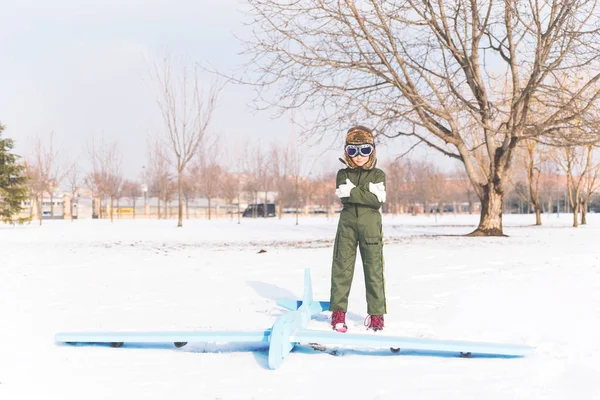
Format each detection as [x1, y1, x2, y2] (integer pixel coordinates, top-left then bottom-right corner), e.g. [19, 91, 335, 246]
[345, 143, 374, 158]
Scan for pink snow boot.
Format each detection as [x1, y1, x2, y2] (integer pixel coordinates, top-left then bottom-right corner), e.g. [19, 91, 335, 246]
[330, 310, 348, 333]
[365, 315, 384, 331]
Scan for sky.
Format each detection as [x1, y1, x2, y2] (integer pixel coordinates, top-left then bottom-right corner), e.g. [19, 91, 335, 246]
[0, 0, 459, 179]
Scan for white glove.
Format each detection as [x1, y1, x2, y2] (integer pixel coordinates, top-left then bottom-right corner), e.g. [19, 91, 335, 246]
[335, 179, 355, 198]
[369, 182, 386, 203]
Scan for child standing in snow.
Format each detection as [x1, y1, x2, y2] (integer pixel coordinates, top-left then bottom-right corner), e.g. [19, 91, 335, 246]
[330, 125, 387, 332]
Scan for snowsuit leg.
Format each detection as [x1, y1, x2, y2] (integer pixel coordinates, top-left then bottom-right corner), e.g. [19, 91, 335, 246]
[329, 210, 358, 312]
[358, 210, 386, 315]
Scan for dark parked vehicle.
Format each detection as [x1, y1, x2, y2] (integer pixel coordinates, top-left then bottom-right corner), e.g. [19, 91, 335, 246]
[242, 203, 276, 218]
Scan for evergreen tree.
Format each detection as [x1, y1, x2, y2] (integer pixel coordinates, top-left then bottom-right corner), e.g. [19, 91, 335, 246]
[0, 122, 29, 224]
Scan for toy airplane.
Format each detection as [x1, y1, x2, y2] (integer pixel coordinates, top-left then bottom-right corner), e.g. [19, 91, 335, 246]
[55, 269, 534, 369]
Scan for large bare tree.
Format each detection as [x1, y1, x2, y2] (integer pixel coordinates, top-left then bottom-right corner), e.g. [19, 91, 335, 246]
[243, 0, 600, 235]
[153, 55, 219, 227]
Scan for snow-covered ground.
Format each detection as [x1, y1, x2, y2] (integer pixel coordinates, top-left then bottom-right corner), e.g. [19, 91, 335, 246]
[1, 213, 599, 399]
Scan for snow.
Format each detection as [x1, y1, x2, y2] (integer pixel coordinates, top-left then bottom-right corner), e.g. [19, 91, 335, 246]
[1, 213, 599, 399]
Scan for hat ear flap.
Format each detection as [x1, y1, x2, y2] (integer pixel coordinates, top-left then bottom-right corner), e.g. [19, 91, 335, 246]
[343, 152, 358, 169]
[362, 147, 377, 170]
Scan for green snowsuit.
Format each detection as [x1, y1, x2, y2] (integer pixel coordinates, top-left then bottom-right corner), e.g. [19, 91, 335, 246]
[330, 167, 387, 315]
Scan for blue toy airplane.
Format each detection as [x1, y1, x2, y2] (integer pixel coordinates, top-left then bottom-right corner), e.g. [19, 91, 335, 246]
[55, 269, 534, 369]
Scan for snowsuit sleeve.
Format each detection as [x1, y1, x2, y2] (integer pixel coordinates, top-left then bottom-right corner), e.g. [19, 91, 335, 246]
[336, 169, 351, 206]
[337, 169, 386, 210]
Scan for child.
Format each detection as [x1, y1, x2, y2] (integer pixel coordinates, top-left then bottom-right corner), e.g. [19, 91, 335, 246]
[330, 125, 387, 332]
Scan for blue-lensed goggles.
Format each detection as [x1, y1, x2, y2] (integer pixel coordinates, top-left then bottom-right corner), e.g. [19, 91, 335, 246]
[345, 144, 374, 158]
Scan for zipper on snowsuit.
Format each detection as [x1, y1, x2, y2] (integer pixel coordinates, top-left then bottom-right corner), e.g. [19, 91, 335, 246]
[355, 169, 362, 218]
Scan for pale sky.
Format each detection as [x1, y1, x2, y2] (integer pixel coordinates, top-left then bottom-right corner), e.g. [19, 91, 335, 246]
[0, 0, 458, 179]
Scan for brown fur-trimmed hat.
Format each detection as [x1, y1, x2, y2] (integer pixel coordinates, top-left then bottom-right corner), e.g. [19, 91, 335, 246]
[342, 125, 377, 170]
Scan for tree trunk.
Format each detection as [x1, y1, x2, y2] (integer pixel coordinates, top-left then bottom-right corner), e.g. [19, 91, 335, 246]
[110, 197, 114, 222]
[177, 170, 183, 227]
[71, 196, 75, 222]
[37, 196, 43, 226]
[164, 191, 169, 219]
[469, 184, 504, 236]
[208, 197, 212, 220]
[237, 193, 241, 225]
[254, 192, 258, 218]
[295, 177, 299, 225]
[572, 203, 579, 227]
[581, 200, 588, 225]
[50, 193, 55, 219]
[535, 206, 542, 226]
[263, 191, 268, 218]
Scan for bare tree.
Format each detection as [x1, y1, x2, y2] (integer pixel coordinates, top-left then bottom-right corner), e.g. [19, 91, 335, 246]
[26, 134, 67, 223]
[289, 143, 305, 225]
[180, 172, 197, 219]
[409, 160, 434, 214]
[146, 138, 172, 219]
[24, 143, 47, 224]
[311, 170, 337, 218]
[427, 164, 447, 217]
[270, 142, 291, 219]
[554, 145, 595, 227]
[106, 170, 123, 222]
[195, 140, 223, 220]
[580, 148, 600, 224]
[87, 136, 123, 222]
[257, 147, 272, 217]
[225, 145, 246, 224]
[243, 0, 600, 236]
[383, 158, 406, 215]
[65, 163, 81, 221]
[121, 180, 141, 219]
[241, 141, 266, 218]
[153, 54, 219, 227]
[84, 171, 103, 219]
[221, 171, 241, 221]
[42, 133, 67, 219]
[511, 140, 551, 225]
